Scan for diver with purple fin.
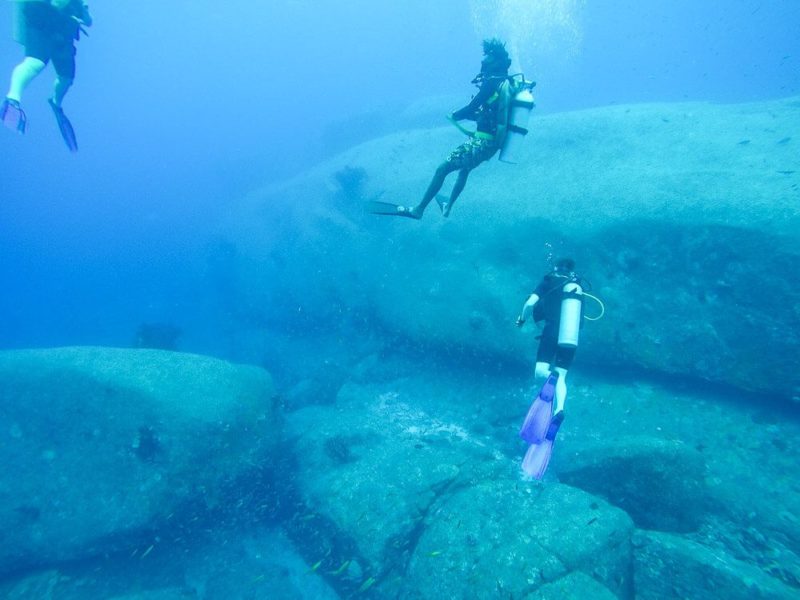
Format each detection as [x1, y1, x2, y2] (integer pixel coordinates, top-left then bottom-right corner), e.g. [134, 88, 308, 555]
[515, 258, 604, 480]
[1, 0, 92, 151]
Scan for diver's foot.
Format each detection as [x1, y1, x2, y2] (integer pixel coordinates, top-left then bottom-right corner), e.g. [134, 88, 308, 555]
[396, 205, 422, 220]
[48, 97, 78, 152]
[1, 97, 27, 134]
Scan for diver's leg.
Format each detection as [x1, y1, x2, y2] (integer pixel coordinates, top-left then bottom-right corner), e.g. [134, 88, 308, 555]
[413, 161, 457, 217]
[50, 44, 76, 107]
[51, 75, 73, 107]
[442, 168, 471, 217]
[552, 345, 575, 414]
[534, 361, 551, 380]
[553, 367, 568, 414]
[6, 57, 46, 102]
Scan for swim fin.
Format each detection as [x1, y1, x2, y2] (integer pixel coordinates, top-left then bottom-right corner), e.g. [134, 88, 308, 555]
[522, 411, 564, 480]
[365, 200, 420, 219]
[48, 98, 78, 152]
[519, 372, 558, 444]
[1, 97, 27, 134]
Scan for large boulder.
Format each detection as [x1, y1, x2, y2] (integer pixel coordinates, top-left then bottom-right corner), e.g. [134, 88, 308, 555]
[404, 481, 633, 599]
[285, 377, 635, 598]
[220, 97, 800, 400]
[557, 436, 707, 533]
[633, 530, 798, 599]
[0, 347, 276, 575]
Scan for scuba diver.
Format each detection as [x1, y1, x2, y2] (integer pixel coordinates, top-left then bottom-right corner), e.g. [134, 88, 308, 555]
[0, 0, 93, 152]
[515, 258, 603, 480]
[369, 38, 513, 220]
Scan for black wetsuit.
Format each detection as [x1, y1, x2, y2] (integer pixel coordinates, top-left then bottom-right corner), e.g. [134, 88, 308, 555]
[19, 1, 85, 80]
[452, 75, 506, 136]
[533, 274, 581, 369]
[446, 75, 507, 169]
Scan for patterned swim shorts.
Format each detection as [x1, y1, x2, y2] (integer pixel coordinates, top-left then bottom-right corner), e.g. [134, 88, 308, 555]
[446, 137, 499, 170]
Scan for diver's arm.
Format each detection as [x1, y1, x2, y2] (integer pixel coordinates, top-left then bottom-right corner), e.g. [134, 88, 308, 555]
[516, 293, 539, 327]
[451, 81, 496, 121]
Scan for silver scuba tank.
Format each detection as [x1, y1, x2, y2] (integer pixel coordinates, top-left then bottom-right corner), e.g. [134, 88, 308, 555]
[499, 79, 535, 164]
[557, 282, 583, 348]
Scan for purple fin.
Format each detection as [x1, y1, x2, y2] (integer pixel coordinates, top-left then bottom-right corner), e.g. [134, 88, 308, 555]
[521, 412, 565, 480]
[49, 99, 78, 152]
[522, 439, 553, 480]
[518, 372, 558, 444]
[519, 396, 550, 444]
[1, 98, 27, 134]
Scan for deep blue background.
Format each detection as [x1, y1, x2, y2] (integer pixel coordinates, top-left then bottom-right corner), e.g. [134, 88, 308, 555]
[0, 0, 797, 352]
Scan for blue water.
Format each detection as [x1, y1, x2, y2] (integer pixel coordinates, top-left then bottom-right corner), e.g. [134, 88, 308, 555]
[1, 1, 799, 598]
[0, 0, 797, 353]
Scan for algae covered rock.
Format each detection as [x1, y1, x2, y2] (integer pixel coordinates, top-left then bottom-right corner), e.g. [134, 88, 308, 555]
[404, 481, 633, 599]
[285, 379, 505, 594]
[633, 529, 797, 599]
[285, 378, 635, 598]
[223, 97, 800, 400]
[0, 347, 276, 575]
[557, 435, 707, 532]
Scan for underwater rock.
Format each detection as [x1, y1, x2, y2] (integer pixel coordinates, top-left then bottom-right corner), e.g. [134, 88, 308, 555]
[284, 378, 635, 598]
[528, 571, 619, 600]
[222, 96, 800, 400]
[0, 570, 63, 599]
[632, 530, 798, 599]
[557, 436, 707, 533]
[133, 322, 182, 351]
[0, 347, 276, 576]
[284, 379, 508, 597]
[404, 481, 633, 599]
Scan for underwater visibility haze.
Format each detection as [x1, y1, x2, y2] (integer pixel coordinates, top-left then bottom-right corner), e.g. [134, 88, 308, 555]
[1, 0, 799, 598]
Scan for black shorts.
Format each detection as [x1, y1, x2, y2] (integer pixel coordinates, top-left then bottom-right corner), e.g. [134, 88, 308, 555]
[535, 322, 576, 370]
[446, 137, 499, 170]
[22, 4, 77, 80]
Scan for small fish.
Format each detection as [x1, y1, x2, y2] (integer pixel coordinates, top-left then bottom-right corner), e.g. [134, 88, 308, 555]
[737, 139, 750, 145]
[357, 576, 376, 593]
[587, 517, 598, 526]
[429, 551, 442, 557]
[309, 560, 323, 573]
[777, 170, 795, 175]
[328, 560, 351, 576]
[299, 513, 316, 521]
[140, 544, 155, 559]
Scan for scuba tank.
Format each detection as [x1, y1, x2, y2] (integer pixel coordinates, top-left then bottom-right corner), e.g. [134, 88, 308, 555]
[499, 75, 536, 164]
[557, 282, 583, 348]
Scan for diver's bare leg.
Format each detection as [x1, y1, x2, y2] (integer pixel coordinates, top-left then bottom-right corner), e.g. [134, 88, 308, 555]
[7, 57, 46, 102]
[412, 161, 457, 217]
[442, 168, 471, 217]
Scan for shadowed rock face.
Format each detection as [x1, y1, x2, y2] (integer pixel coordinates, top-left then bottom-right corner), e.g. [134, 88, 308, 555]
[0, 347, 276, 576]
[220, 97, 800, 401]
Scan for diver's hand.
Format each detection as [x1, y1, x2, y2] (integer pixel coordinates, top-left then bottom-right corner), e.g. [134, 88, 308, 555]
[516, 316, 525, 328]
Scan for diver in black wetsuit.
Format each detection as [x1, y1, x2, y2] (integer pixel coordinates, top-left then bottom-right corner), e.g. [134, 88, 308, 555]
[1, 0, 92, 151]
[372, 39, 512, 220]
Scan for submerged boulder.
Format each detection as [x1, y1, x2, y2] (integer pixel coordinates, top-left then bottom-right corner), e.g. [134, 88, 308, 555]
[557, 435, 707, 533]
[0, 347, 276, 575]
[633, 530, 798, 599]
[285, 378, 635, 598]
[222, 97, 800, 400]
[404, 481, 633, 599]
